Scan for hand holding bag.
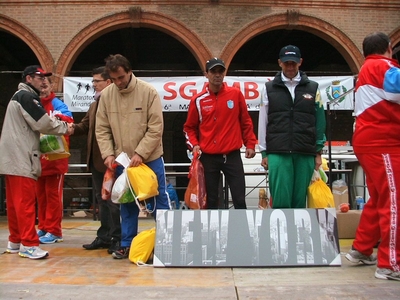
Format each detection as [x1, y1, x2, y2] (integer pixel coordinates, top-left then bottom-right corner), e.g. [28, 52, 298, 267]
[126, 163, 159, 213]
[307, 170, 335, 208]
[184, 152, 207, 209]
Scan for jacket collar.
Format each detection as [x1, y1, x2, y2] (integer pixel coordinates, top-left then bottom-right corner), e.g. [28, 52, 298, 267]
[118, 74, 137, 95]
[365, 54, 400, 68]
[281, 71, 301, 84]
[18, 82, 40, 96]
[206, 82, 227, 95]
[40, 91, 56, 106]
[274, 71, 310, 86]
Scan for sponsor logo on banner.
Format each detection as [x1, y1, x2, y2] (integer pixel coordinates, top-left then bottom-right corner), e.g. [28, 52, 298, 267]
[64, 76, 354, 112]
[63, 77, 96, 112]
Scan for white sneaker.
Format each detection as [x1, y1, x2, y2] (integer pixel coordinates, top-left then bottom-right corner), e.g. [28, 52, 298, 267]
[6, 241, 20, 254]
[345, 249, 377, 265]
[19, 244, 49, 259]
[375, 268, 400, 281]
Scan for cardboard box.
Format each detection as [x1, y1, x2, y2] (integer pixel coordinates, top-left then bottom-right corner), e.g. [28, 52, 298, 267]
[332, 182, 348, 208]
[336, 210, 362, 239]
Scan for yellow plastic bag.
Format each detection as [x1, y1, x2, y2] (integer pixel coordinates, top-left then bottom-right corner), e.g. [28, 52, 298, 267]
[321, 157, 329, 171]
[129, 228, 156, 266]
[126, 164, 159, 212]
[45, 151, 70, 161]
[126, 163, 159, 200]
[307, 170, 335, 208]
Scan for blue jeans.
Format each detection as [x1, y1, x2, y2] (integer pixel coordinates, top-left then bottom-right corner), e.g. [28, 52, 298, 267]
[118, 157, 171, 247]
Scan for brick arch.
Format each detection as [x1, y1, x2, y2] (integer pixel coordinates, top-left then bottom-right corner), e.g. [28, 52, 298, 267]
[221, 11, 363, 74]
[56, 9, 211, 90]
[0, 14, 54, 72]
[390, 26, 400, 47]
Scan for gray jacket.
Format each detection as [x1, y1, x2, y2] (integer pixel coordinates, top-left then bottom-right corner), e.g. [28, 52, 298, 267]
[0, 83, 68, 180]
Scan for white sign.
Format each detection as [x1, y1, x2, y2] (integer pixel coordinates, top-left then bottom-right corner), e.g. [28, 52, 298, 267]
[63, 76, 354, 112]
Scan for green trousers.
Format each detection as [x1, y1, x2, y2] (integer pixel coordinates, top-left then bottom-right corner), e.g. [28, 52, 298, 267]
[268, 153, 315, 208]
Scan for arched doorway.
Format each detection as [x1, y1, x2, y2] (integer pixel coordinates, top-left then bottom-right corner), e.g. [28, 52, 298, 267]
[229, 30, 352, 77]
[69, 28, 202, 77]
[67, 26, 201, 168]
[220, 12, 363, 143]
[0, 15, 53, 130]
[221, 12, 363, 73]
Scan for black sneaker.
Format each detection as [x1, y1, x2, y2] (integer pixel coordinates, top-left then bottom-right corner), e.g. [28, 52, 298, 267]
[82, 237, 111, 250]
[112, 246, 130, 259]
[107, 239, 120, 254]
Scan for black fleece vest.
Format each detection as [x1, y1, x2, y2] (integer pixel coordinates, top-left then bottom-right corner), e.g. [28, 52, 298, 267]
[265, 73, 318, 155]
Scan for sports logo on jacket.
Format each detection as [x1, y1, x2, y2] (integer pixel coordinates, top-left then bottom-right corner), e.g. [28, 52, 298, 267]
[302, 94, 314, 100]
[227, 100, 234, 109]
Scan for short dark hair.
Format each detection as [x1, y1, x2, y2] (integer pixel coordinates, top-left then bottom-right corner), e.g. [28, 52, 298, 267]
[104, 54, 131, 74]
[362, 32, 391, 57]
[92, 66, 110, 80]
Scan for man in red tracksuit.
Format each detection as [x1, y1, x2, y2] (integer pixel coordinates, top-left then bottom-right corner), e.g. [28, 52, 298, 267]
[345, 32, 400, 281]
[36, 77, 73, 244]
[183, 57, 257, 209]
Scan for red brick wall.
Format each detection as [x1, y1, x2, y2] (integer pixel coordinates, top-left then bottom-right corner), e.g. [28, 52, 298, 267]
[1, 1, 399, 68]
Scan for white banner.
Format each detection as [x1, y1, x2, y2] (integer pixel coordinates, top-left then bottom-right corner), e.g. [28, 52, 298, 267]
[63, 76, 354, 112]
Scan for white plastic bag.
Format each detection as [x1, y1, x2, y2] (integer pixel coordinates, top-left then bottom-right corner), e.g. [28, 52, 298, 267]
[111, 169, 129, 203]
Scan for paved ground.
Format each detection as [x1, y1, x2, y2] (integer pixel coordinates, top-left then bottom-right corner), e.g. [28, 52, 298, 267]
[0, 215, 398, 300]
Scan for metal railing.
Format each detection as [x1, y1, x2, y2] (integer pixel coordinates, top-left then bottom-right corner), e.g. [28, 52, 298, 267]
[0, 155, 365, 215]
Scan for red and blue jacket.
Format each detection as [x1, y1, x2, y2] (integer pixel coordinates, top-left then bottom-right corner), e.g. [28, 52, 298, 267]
[40, 92, 73, 175]
[353, 55, 400, 154]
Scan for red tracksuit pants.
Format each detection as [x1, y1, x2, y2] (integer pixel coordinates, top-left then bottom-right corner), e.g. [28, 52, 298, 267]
[353, 152, 400, 271]
[6, 175, 39, 246]
[36, 174, 64, 237]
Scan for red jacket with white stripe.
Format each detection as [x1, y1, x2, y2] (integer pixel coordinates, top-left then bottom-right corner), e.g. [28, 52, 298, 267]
[353, 54, 400, 154]
[183, 82, 256, 155]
